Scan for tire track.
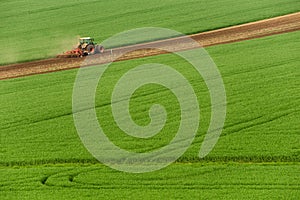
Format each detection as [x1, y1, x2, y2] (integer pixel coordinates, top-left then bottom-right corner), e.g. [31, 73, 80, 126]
[222, 109, 297, 136]
[40, 165, 300, 190]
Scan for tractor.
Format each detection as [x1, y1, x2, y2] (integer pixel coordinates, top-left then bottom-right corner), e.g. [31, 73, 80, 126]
[57, 37, 105, 58]
[78, 37, 104, 55]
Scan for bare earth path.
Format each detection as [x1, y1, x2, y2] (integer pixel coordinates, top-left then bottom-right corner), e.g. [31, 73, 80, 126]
[1, 12, 299, 80]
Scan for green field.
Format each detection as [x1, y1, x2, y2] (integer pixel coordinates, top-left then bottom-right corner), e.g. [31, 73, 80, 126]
[1, 163, 299, 199]
[1, 29, 299, 199]
[1, 0, 299, 65]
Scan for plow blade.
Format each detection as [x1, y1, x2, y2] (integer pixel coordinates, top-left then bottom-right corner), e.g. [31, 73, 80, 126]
[56, 54, 82, 58]
[56, 48, 84, 58]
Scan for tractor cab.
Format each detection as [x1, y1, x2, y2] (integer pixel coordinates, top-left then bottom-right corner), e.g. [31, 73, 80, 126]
[79, 37, 94, 45]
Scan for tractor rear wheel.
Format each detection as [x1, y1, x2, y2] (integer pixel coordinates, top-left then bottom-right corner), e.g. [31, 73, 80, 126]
[86, 44, 95, 54]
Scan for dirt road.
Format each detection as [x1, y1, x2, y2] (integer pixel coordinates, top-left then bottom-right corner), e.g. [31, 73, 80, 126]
[1, 12, 299, 80]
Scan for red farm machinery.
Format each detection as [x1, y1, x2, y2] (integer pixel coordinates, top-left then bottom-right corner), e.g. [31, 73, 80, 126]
[57, 37, 104, 58]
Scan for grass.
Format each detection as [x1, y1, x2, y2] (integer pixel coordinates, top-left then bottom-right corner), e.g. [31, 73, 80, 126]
[1, 0, 299, 65]
[1, 163, 299, 199]
[1, 30, 299, 198]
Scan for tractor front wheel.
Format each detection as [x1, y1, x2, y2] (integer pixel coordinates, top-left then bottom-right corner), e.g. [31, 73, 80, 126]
[95, 45, 105, 53]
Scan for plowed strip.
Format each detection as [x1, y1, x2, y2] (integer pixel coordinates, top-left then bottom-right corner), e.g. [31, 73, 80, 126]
[1, 12, 299, 80]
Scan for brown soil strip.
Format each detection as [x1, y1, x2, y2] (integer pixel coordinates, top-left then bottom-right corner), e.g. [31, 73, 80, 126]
[1, 12, 299, 80]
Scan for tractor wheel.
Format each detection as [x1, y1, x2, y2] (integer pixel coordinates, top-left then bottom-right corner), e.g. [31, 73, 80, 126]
[95, 45, 105, 53]
[86, 45, 95, 54]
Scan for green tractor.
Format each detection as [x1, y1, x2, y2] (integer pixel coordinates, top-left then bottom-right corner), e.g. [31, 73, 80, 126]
[78, 37, 105, 55]
[57, 37, 105, 58]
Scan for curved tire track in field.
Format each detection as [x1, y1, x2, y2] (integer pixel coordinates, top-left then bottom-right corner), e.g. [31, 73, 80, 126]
[39, 165, 300, 190]
[2, 165, 299, 191]
[40, 168, 81, 187]
[0, 12, 299, 80]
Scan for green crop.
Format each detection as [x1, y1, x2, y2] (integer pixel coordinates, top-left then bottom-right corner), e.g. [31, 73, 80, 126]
[1, 0, 299, 65]
[1, 31, 299, 199]
[1, 163, 299, 199]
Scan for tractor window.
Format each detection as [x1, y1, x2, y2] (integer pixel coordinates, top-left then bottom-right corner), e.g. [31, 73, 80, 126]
[79, 38, 94, 44]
